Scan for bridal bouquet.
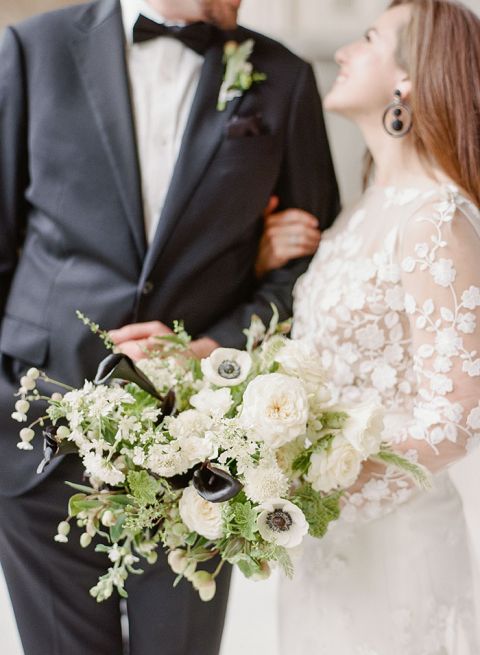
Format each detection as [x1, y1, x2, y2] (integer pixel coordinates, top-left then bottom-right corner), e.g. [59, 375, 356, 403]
[13, 311, 428, 602]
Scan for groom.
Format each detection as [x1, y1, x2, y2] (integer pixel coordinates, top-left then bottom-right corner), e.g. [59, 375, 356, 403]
[0, 0, 339, 653]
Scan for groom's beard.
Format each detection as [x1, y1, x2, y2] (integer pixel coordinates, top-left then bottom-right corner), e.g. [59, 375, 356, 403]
[199, 0, 240, 30]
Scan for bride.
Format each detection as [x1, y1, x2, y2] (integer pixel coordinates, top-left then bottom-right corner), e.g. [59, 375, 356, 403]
[271, 1, 480, 653]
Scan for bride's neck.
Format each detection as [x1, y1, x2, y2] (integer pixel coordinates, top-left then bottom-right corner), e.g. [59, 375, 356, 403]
[361, 122, 448, 188]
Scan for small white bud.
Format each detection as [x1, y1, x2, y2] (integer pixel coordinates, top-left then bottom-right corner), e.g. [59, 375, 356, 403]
[15, 400, 30, 414]
[146, 551, 158, 565]
[19, 428, 35, 443]
[11, 412, 27, 423]
[51, 392, 63, 401]
[80, 533, 92, 548]
[20, 376, 36, 391]
[198, 580, 216, 602]
[27, 368, 40, 379]
[56, 426, 70, 440]
[101, 510, 116, 527]
[191, 571, 213, 591]
[57, 521, 71, 536]
[167, 549, 188, 575]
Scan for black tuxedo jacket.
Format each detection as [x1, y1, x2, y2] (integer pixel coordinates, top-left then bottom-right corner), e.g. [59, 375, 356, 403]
[0, 0, 339, 495]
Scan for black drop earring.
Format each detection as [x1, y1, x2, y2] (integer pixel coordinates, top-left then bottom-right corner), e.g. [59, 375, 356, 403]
[382, 89, 413, 137]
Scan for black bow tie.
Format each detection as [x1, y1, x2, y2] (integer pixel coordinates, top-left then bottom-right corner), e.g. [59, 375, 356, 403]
[132, 15, 217, 55]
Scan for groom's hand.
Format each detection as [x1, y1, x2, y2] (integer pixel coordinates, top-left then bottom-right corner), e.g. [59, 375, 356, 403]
[109, 321, 219, 361]
[109, 320, 173, 361]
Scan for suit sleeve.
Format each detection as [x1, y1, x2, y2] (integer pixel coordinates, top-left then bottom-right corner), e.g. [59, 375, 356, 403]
[0, 27, 29, 320]
[204, 61, 340, 348]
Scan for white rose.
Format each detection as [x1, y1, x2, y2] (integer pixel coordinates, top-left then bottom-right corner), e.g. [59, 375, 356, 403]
[190, 388, 233, 417]
[240, 373, 309, 448]
[201, 348, 252, 387]
[341, 402, 385, 457]
[274, 340, 326, 384]
[179, 486, 224, 540]
[257, 499, 308, 548]
[306, 436, 363, 493]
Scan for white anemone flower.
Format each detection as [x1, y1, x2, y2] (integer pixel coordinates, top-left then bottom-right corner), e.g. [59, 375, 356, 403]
[257, 498, 308, 548]
[201, 348, 252, 387]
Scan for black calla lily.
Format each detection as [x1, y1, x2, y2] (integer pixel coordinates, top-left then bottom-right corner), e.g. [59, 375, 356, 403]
[161, 389, 176, 417]
[94, 353, 161, 400]
[193, 461, 243, 503]
[36, 426, 77, 474]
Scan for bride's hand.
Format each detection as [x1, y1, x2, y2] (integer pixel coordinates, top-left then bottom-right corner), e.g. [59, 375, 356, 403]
[255, 196, 322, 278]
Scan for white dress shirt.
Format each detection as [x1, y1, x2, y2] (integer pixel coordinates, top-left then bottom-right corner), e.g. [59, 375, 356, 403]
[120, 0, 204, 243]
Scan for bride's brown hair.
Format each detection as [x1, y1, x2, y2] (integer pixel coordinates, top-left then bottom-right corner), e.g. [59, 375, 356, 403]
[365, 0, 480, 206]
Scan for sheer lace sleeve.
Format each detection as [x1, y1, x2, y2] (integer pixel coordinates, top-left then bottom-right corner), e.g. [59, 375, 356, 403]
[344, 188, 480, 521]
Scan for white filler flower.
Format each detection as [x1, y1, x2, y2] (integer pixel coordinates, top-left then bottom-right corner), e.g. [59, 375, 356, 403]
[307, 435, 363, 493]
[201, 348, 252, 387]
[179, 486, 224, 540]
[240, 373, 309, 448]
[257, 499, 308, 548]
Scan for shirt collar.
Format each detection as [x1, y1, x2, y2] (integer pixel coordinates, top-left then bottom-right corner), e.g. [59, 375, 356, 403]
[120, 0, 187, 45]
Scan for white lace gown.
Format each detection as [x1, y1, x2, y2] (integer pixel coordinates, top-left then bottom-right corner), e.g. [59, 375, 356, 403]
[279, 184, 480, 655]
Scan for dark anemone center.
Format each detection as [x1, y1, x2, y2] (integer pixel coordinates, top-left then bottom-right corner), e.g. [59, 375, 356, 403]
[218, 360, 241, 379]
[266, 509, 293, 533]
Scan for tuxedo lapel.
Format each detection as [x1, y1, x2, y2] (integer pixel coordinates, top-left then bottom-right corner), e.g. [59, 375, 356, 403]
[71, 0, 146, 261]
[140, 37, 243, 283]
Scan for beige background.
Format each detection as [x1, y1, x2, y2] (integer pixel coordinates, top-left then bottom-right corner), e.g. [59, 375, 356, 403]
[0, 2, 479, 654]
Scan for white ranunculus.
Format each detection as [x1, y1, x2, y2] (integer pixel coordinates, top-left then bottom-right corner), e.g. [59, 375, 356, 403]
[341, 402, 385, 458]
[201, 348, 252, 387]
[178, 434, 217, 467]
[274, 339, 326, 384]
[257, 499, 308, 548]
[167, 410, 212, 440]
[190, 388, 233, 417]
[179, 486, 224, 540]
[240, 373, 309, 448]
[306, 436, 363, 493]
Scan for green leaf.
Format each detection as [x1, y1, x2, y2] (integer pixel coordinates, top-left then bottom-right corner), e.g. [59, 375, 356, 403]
[375, 449, 432, 490]
[127, 470, 162, 506]
[292, 434, 335, 475]
[275, 547, 294, 579]
[65, 481, 97, 494]
[68, 494, 102, 517]
[236, 554, 261, 578]
[110, 515, 127, 543]
[292, 486, 342, 539]
[230, 501, 258, 542]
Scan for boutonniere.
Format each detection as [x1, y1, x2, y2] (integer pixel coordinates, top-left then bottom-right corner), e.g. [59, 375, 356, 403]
[217, 39, 267, 111]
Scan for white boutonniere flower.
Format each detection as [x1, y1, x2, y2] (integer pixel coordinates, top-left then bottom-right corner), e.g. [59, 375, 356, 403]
[217, 39, 267, 111]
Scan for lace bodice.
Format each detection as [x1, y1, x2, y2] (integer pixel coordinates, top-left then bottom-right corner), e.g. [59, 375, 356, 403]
[293, 183, 480, 521]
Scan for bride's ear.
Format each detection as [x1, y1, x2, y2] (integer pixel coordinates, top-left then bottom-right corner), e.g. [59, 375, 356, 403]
[396, 77, 412, 101]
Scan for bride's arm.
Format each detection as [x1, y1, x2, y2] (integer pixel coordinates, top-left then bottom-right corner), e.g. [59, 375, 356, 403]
[255, 197, 322, 278]
[345, 191, 480, 520]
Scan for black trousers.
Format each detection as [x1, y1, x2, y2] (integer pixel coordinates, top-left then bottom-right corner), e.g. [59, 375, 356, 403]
[0, 457, 231, 655]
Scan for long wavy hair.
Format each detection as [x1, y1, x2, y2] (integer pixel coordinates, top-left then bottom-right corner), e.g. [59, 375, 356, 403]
[364, 0, 480, 206]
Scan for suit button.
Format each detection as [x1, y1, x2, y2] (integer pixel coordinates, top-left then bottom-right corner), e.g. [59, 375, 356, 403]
[142, 280, 154, 295]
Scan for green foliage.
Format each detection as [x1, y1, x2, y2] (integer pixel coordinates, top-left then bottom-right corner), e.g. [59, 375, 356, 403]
[76, 311, 115, 350]
[292, 486, 342, 539]
[68, 493, 102, 517]
[320, 411, 349, 430]
[292, 434, 336, 475]
[224, 497, 258, 542]
[127, 470, 162, 506]
[375, 449, 432, 490]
